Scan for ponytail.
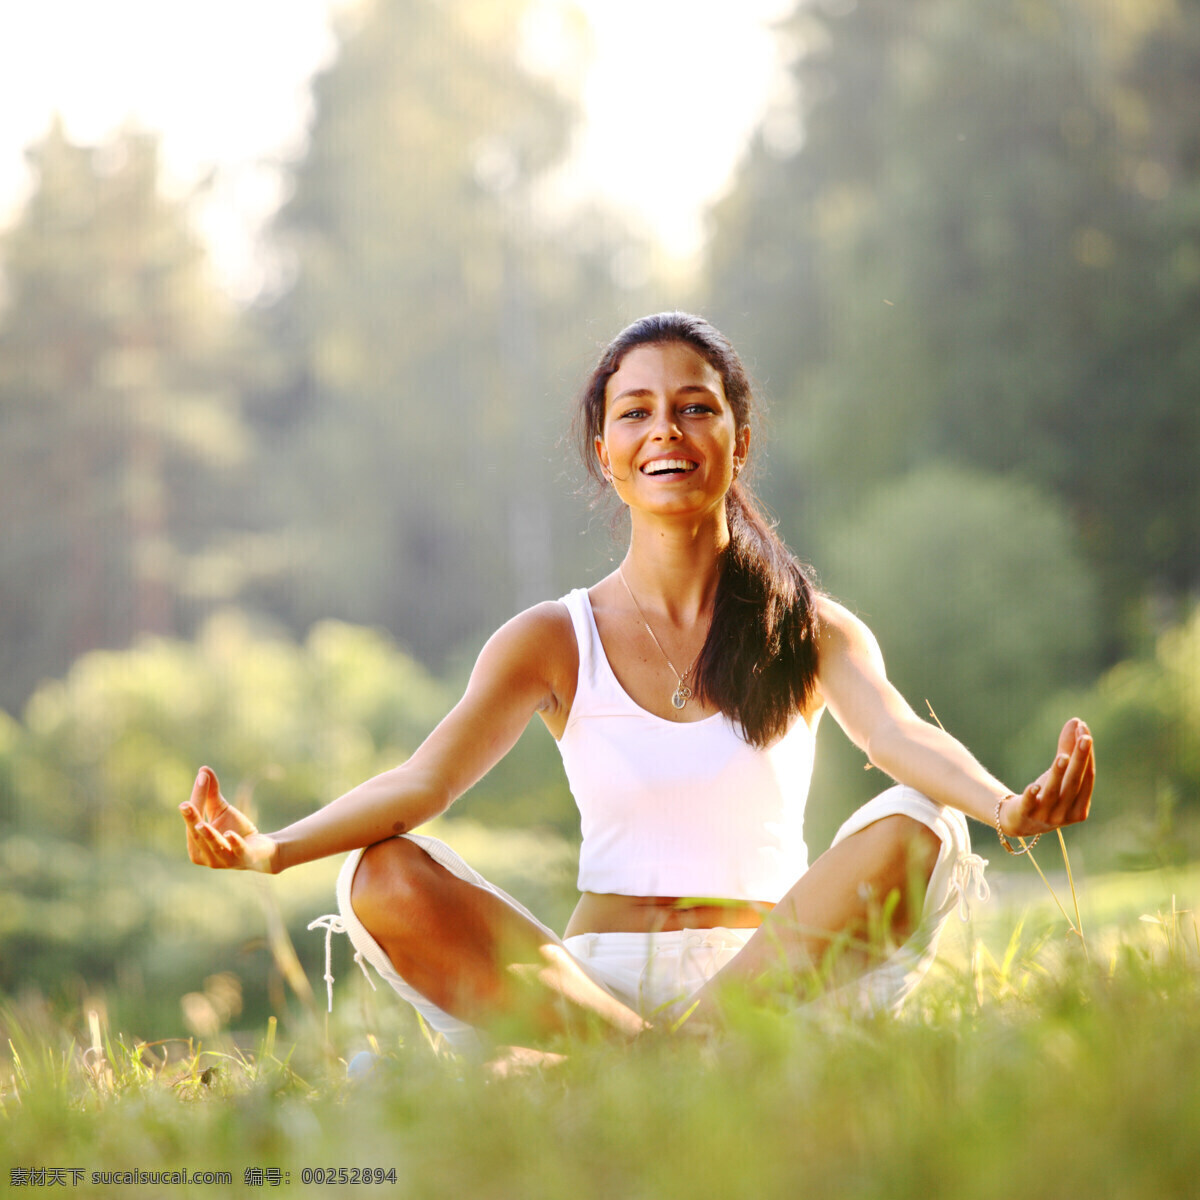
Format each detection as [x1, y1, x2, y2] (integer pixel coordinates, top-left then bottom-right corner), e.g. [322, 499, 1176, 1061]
[692, 482, 819, 747]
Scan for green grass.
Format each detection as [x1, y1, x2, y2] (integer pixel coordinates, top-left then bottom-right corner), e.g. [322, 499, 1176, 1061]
[3, 864, 1200, 1200]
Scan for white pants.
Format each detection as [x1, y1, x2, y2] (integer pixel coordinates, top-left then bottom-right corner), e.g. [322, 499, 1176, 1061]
[326, 786, 988, 1052]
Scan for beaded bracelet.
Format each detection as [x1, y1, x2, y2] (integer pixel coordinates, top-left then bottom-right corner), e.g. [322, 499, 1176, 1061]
[995, 794, 1041, 856]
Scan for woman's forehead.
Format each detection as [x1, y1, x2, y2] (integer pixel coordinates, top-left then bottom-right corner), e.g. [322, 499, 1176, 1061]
[605, 341, 724, 402]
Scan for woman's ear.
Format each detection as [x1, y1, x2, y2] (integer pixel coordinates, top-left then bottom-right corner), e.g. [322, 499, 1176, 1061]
[734, 424, 751, 475]
[595, 435, 612, 481]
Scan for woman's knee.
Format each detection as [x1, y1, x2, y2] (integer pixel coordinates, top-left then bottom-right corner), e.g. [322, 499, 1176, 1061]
[849, 816, 941, 934]
[349, 837, 437, 942]
[871, 814, 941, 882]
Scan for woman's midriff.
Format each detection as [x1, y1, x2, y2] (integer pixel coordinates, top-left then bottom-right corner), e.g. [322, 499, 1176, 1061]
[564, 892, 775, 937]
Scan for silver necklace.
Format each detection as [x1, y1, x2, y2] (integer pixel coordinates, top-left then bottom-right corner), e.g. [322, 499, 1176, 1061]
[617, 566, 701, 710]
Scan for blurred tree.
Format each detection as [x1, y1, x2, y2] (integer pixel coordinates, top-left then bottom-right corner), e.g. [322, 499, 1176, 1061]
[0, 121, 253, 712]
[817, 463, 1099, 776]
[6, 611, 449, 854]
[1079, 0, 1200, 624]
[706, 0, 929, 401]
[804, 462, 1100, 852]
[706, 0, 1200, 654]
[254, 0, 643, 663]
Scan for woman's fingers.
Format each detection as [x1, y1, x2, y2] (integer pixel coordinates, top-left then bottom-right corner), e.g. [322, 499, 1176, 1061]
[186, 766, 219, 828]
[180, 797, 208, 862]
[1052, 724, 1093, 823]
[187, 813, 233, 865]
[182, 773, 210, 852]
[1037, 749, 1071, 818]
[196, 766, 227, 822]
[198, 820, 233, 855]
[1064, 732, 1095, 824]
[1056, 733, 1090, 802]
[1056, 716, 1081, 758]
[186, 768, 209, 820]
[181, 768, 241, 866]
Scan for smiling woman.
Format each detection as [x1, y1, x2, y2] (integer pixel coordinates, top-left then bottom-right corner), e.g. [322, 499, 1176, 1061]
[600, 345, 740, 496]
[575, 313, 817, 748]
[181, 311, 1095, 1055]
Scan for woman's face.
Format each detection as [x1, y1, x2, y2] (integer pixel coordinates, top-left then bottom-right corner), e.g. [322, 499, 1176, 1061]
[596, 341, 749, 519]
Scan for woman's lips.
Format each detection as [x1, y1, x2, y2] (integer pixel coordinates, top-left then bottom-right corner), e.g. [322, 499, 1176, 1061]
[640, 458, 698, 476]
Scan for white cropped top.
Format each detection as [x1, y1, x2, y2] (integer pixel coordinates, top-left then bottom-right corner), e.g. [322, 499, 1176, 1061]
[555, 588, 817, 904]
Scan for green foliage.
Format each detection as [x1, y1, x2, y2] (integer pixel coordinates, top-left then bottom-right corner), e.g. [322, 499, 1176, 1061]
[1094, 609, 1200, 807]
[7, 611, 447, 851]
[707, 0, 1200, 653]
[809, 464, 1098, 829]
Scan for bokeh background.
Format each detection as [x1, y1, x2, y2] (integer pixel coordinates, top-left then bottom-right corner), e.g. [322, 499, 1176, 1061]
[0, 0, 1196, 1039]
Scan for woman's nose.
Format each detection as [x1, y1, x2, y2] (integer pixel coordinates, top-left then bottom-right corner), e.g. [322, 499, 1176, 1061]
[649, 410, 682, 440]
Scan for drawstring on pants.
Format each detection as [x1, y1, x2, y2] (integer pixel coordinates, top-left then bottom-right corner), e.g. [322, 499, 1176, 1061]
[307, 913, 376, 1013]
[951, 853, 991, 921]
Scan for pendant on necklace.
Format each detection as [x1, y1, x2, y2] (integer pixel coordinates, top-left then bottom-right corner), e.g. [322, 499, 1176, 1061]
[671, 682, 692, 710]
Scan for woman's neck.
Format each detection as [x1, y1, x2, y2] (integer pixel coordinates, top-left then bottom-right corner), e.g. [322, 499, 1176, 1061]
[620, 512, 729, 624]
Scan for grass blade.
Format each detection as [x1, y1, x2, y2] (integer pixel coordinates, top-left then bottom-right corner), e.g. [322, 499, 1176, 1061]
[1057, 828, 1087, 956]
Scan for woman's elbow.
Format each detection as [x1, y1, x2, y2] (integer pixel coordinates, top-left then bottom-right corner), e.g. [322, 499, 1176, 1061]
[864, 720, 909, 775]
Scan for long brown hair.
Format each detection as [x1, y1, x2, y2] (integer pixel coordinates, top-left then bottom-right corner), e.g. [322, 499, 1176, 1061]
[575, 312, 820, 746]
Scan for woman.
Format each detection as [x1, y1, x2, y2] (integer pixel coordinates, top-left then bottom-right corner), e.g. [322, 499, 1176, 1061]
[181, 313, 1094, 1050]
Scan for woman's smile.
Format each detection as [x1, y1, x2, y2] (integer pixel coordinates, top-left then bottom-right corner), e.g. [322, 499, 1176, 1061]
[640, 455, 699, 478]
[596, 341, 747, 511]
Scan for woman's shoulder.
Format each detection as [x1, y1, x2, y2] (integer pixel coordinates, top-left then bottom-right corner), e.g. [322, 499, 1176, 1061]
[469, 600, 580, 737]
[489, 599, 578, 660]
[816, 595, 872, 638]
[813, 595, 886, 673]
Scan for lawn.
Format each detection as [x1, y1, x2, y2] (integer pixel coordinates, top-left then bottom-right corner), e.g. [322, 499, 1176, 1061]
[3, 858, 1199, 1199]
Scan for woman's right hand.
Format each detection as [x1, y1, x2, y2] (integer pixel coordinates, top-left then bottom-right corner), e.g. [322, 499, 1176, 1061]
[180, 767, 279, 873]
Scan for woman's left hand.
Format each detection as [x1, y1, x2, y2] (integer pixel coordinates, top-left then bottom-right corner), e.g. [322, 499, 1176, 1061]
[998, 718, 1094, 839]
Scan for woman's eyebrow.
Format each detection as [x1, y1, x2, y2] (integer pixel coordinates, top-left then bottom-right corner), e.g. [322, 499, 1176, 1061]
[611, 383, 719, 403]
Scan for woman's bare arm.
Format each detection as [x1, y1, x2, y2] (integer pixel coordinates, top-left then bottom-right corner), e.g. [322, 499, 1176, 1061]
[180, 602, 577, 873]
[815, 597, 1094, 837]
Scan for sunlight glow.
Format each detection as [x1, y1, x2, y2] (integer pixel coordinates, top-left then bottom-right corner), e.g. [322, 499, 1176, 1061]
[564, 0, 795, 259]
[0, 0, 796, 290]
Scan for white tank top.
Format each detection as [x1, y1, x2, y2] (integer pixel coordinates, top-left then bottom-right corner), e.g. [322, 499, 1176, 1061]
[555, 588, 817, 903]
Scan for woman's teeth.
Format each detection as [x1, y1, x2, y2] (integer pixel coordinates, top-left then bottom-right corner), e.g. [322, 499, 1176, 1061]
[642, 459, 696, 475]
